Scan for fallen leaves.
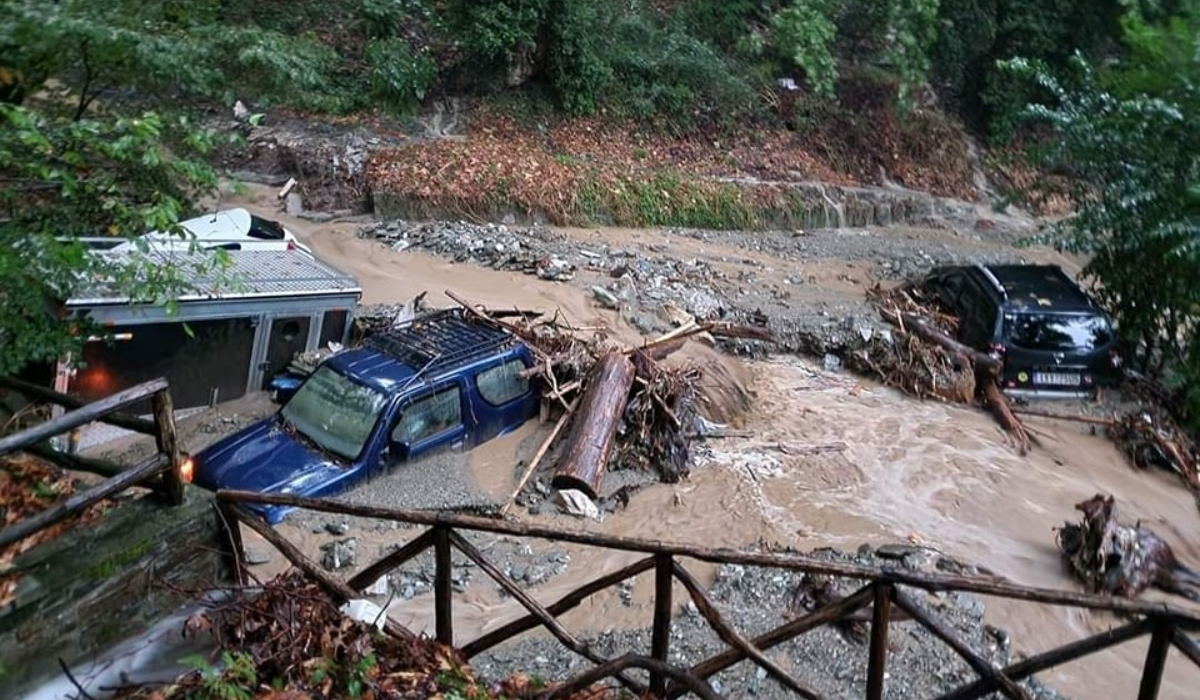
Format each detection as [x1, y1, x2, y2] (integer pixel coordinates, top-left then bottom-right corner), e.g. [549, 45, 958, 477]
[0, 451, 110, 607]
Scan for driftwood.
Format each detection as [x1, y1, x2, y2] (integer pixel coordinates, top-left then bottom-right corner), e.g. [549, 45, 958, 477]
[1012, 408, 1115, 427]
[500, 398, 578, 516]
[888, 312, 1001, 375]
[981, 374, 1032, 455]
[226, 503, 416, 641]
[1056, 494, 1200, 602]
[551, 351, 636, 498]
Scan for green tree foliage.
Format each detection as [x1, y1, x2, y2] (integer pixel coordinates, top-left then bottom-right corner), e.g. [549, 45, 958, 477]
[931, 0, 1126, 139]
[0, 0, 427, 117]
[0, 105, 227, 375]
[1007, 1, 1200, 420]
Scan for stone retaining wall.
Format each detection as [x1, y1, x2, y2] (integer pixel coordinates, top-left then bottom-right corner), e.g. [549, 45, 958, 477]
[1, 489, 233, 696]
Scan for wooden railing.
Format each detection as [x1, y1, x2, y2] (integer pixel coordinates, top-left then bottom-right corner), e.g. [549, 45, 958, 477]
[218, 490, 1200, 700]
[0, 376, 187, 550]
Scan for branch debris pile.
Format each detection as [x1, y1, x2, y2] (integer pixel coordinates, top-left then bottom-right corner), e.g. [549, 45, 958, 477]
[1110, 410, 1200, 508]
[356, 291, 772, 506]
[846, 281, 1033, 452]
[111, 570, 617, 699]
[0, 452, 109, 608]
[1056, 494, 1200, 602]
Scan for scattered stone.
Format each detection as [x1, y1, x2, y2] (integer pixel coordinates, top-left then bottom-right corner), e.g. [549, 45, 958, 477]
[325, 521, 351, 536]
[591, 285, 620, 309]
[320, 538, 357, 571]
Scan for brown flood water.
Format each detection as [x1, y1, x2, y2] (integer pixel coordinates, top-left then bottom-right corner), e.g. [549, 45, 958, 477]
[230, 189, 1197, 698]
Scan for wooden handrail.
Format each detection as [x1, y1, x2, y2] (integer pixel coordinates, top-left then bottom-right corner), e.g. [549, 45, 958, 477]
[0, 378, 167, 455]
[0, 452, 167, 550]
[0, 375, 158, 435]
[216, 490, 1200, 623]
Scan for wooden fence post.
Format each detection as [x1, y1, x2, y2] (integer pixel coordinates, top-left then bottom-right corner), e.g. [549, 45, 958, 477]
[151, 388, 185, 505]
[866, 582, 893, 700]
[1136, 619, 1174, 700]
[434, 525, 454, 647]
[651, 553, 674, 697]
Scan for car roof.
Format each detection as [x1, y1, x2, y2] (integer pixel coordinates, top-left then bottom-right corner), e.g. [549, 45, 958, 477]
[983, 265, 1099, 312]
[326, 309, 523, 395]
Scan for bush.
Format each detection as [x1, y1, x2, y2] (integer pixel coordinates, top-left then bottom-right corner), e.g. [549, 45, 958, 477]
[366, 37, 437, 114]
[604, 16, 758, 130]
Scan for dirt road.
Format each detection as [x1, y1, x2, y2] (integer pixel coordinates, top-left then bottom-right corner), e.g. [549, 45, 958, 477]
[211, 184, 1198, 698]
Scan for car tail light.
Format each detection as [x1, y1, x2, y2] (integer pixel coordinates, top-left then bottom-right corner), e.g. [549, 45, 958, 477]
[180, 455, 195, 483]
[286, 240, 297, 251]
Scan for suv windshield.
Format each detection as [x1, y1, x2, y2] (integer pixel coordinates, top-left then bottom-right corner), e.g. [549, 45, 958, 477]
[280, 366, 387, 460]
[1004, 313, 1113, 353]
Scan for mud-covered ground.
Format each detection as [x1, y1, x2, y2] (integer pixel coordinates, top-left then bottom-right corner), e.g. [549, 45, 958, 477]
[79, 178, 1199, 700]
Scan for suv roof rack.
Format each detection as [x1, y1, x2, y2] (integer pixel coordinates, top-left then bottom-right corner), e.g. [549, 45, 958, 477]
[973, 264, 1007, 300]
[364, 308, 515, 374]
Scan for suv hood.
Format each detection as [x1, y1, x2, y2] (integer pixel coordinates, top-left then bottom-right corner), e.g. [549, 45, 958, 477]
[194, 416, 344, 500]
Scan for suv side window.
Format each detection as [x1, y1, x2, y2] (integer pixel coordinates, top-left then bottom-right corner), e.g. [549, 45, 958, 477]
[938, 272, 966, 310]
[476, 359, 530, 405]
[391, 386, 462, 444]
[957, 279, 996, 346]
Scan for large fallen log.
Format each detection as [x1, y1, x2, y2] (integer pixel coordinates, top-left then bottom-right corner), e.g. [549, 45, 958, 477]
[551, 351, 636, 499]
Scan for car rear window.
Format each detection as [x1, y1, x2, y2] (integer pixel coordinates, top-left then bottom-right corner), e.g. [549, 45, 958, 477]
[249, 215, 287, 240]
[1004, 313, 1113, 352]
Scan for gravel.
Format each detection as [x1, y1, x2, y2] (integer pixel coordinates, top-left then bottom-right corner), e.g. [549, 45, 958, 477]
[469, 545, 1069, 700]
[356, 219, 1029, 360]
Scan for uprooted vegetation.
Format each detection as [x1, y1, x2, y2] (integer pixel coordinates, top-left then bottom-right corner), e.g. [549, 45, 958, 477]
[108, 570, 617, 700]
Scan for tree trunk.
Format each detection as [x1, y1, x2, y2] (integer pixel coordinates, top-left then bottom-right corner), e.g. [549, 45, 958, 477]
[891, 312, 1002, 375]
[551, 351, 636, 498]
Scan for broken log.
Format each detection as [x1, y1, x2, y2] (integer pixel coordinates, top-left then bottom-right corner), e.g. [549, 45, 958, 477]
[501, 398, 579, 516]
[981, 373, 1032, 455]
[551, 351, 636, 499]
[884, 312, 1002, 375]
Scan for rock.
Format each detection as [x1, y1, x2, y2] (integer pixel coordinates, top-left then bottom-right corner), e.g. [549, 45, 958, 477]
[823, 353, 843, 372]
[325, 521, 351, 536]
[285, 191, 303, 215]
[591, 285, 620, 309]
[321, 538, 357, 571]
[244, 549, 272, 566]
[552, 489, 600, 520]
[875, 543, 921, 560]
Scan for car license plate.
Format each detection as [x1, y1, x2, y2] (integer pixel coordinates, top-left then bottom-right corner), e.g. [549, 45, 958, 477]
[1033, 372, 1081, 386]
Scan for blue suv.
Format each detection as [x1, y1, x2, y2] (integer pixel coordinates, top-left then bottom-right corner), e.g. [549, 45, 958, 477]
[188, 309, 540, 523]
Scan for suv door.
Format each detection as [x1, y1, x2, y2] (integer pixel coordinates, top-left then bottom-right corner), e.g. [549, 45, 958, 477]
[387, 382, 468, 463]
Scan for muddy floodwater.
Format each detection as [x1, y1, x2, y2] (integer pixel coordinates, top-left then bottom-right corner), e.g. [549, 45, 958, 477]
[225, 187, 1199, 699]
